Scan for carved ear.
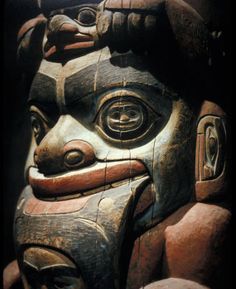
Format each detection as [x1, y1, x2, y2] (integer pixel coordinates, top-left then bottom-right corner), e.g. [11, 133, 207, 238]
[195, 101, 228, 202]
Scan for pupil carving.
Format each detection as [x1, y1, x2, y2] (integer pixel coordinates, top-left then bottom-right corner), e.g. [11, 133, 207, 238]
[107, 102, 144, 132]
[77, 9, 96, 26]
[209, 137, 217, 157]
[205, 126, 218, 165]
[99, 97, 148, 140]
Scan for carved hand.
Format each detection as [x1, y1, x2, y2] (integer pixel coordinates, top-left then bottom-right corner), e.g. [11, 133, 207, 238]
[96, 0, 210, 61]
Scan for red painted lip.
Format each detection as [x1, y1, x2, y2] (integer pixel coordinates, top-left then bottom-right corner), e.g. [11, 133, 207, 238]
[44, 33, 95, 59]
[44, 41, 95, 59]
[29, 160, 147, 198]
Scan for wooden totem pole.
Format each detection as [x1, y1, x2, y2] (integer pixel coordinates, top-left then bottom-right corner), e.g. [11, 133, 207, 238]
[4, 0, 231, 288]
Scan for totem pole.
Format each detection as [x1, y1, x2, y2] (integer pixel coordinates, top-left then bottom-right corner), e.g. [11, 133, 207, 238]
[4, 0, 231, 288]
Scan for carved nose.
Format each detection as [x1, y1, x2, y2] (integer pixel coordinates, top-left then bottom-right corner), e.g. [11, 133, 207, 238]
[34, 140, 95, 175]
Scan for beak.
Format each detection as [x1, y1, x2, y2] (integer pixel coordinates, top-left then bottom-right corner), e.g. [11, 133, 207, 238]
[44, 15, 96, 60]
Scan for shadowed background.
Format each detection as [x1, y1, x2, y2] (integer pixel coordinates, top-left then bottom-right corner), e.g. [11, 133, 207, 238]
[3, 0, 40, 268]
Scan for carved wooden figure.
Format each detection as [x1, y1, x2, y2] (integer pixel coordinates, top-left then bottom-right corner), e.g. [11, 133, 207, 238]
[4, 0, 231, 289]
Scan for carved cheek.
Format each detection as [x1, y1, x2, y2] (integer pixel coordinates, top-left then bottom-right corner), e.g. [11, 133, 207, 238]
[153, 141, 194, 188]
[145, 101, 196, 213]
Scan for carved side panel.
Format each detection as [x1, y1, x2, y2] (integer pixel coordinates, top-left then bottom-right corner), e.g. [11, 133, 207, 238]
[195, 101, 228, 202]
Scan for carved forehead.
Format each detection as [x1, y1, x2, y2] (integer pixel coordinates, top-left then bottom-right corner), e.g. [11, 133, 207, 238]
[29, 49, 169, 106]
[64, 55, 167, 105]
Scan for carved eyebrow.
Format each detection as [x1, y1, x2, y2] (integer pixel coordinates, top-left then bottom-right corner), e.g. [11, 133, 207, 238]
[24, 260, 77, 273]
[66, 84, 172, 116]
[28, 73, 57, 103]
[64, 56, 167, 104]
[28, 101, 60, 117]
[65, 82, 167, 107]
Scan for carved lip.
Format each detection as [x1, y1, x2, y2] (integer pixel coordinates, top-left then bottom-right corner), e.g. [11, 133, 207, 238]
[29, 160, 147, 198]
[44, 33, 95, 59]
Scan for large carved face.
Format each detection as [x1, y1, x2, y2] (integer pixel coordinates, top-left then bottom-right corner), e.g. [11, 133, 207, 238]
[29, 47, 197, 223]
[15, 47, 197, 289]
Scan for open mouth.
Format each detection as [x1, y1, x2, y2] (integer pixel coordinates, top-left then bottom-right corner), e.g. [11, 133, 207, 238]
[29, 160, 147, 199]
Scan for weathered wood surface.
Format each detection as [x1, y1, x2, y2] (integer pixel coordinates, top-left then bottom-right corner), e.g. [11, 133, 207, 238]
[4, 0, 231, 288]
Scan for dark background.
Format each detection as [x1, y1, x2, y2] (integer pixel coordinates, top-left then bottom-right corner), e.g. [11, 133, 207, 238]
[3, 0, 40, 269]
[2, 0, 232, 275]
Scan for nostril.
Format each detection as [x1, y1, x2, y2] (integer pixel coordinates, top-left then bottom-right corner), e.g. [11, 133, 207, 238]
[64, 150, 84, 168]
[63, 140, 96, 170]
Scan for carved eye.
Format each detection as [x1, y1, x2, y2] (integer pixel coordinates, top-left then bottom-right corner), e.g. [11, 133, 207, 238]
[96, 96, 160, 143]
[30, 111, 50, 144]
[76, 8, 96, 26]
